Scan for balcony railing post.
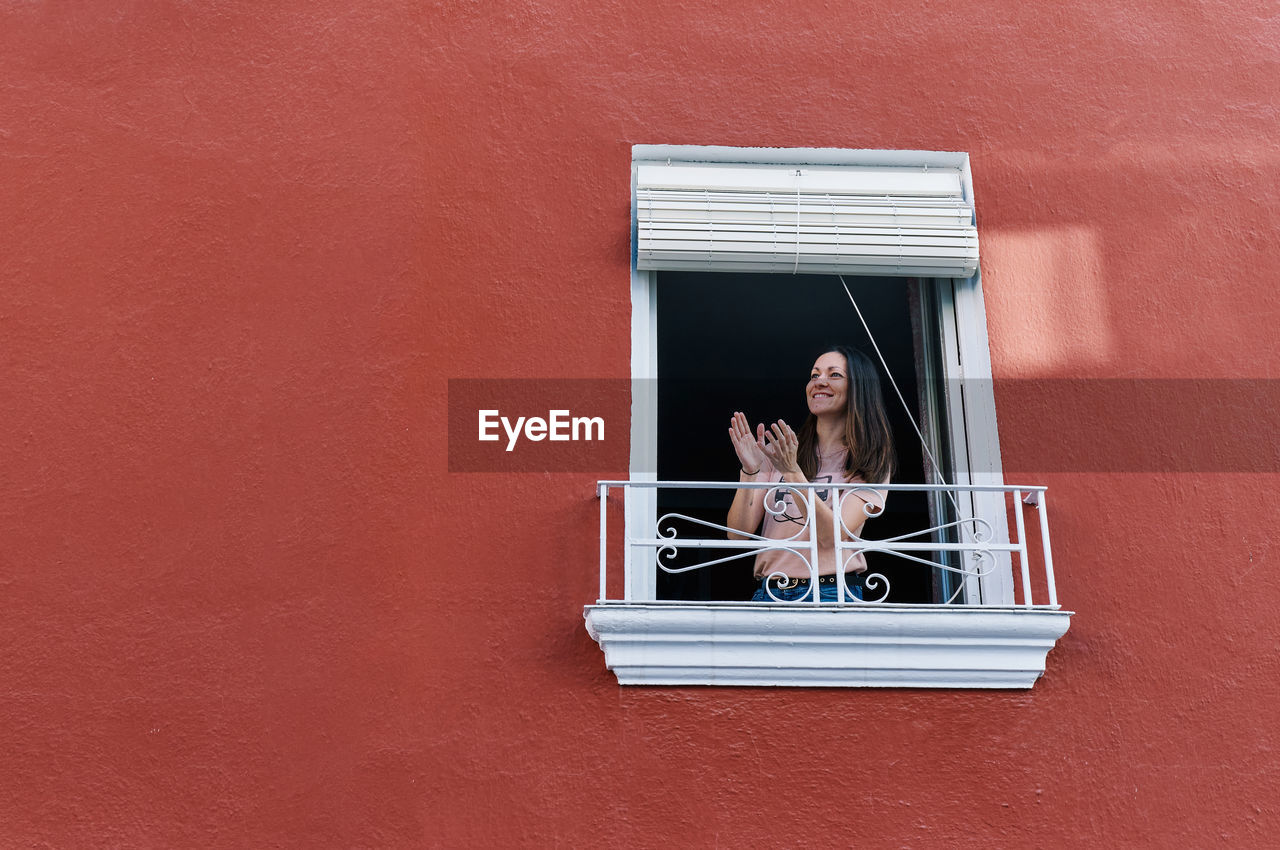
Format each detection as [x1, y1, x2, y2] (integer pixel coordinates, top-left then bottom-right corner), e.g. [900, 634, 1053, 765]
[807, 486, 821, 603]
[1012, 489, 1032, 606]
[598, 483, 608, 603]
[622, 483, 632, 603]
[1036, 491, 1059, 607]
[833, 486, 847, 603]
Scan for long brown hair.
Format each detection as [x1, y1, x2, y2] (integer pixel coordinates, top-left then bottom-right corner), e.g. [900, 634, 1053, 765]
[796, 346, 895, 484]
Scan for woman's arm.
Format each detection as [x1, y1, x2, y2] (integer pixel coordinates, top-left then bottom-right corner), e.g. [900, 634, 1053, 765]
[726, 412, 768, 539]
[835, 486, 885, 542]
[761, 421, 884, 549]
[758, 420, 836, 547]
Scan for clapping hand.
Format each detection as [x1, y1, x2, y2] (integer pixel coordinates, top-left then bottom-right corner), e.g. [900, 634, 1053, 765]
[728, 412, 766, 474]
[759, 420, 799, 475]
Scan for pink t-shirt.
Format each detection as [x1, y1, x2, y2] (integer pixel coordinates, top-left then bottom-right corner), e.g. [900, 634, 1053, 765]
[751, 450, 888, 580]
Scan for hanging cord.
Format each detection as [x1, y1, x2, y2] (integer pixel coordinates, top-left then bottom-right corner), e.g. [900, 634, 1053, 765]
[837, 275, 963, 518]
[839, 274, 985, 604]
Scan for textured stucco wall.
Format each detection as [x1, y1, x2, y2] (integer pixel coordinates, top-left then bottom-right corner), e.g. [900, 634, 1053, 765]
[2, 1, 1278, 846]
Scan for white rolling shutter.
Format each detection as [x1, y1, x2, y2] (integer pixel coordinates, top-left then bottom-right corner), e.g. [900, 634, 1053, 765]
[635, 163, 978, 277]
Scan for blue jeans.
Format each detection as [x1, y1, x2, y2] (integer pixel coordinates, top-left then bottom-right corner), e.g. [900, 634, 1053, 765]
[751, 577, 864, 602]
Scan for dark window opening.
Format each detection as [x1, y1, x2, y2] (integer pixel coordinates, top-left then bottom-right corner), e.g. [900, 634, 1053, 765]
[655, 271, 951, 604]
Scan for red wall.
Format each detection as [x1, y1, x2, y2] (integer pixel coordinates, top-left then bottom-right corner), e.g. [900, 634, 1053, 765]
[3, 1, 1278, 846]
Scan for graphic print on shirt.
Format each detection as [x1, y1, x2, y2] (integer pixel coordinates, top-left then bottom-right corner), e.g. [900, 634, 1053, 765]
[773, 474, 833, 525]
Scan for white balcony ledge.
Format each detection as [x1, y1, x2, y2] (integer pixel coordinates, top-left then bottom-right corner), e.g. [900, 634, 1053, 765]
[584, 603, 1072, 689]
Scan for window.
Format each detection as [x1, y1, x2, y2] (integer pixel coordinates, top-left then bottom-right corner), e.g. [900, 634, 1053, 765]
[584, 146, 1071, 688]
[654, 272, 949, 605]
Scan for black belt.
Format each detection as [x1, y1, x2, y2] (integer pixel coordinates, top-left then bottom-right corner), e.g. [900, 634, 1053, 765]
[767, 575, 859, 589]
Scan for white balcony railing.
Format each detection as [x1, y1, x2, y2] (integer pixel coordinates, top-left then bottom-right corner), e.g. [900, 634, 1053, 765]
[595, 480, 1061, 608]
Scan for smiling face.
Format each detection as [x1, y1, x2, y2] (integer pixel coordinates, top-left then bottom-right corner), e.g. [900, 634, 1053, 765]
[806, 351, 849, 418]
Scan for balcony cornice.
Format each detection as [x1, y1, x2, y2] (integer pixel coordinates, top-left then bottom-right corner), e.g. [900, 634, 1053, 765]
[584, 603, 1072, 689]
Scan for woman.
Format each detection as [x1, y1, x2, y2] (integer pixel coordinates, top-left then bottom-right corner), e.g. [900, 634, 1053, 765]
[726, 346, 895, 602]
